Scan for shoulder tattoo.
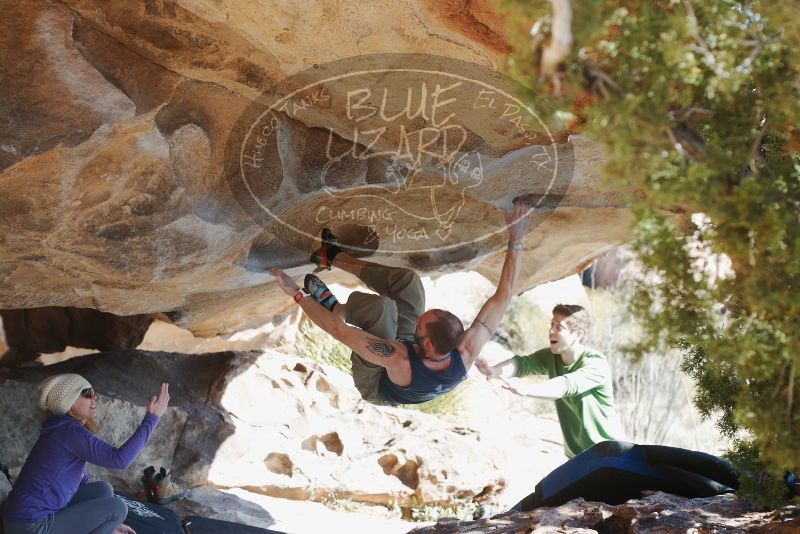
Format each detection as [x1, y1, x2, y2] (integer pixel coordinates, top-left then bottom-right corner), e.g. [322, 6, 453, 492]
[367, 338, 396, 358]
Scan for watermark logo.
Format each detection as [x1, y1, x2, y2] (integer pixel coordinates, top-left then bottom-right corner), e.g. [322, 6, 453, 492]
[225, 53, 573, 260]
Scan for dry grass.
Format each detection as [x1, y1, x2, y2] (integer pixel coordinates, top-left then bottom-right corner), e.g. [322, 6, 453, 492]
[293, 321, 352, 374]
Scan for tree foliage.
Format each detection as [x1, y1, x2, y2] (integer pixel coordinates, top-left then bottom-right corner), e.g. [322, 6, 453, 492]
[496, 0, 799, 507]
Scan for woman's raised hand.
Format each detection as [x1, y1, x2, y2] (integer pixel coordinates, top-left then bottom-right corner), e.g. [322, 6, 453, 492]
[146, 383, 170, 417]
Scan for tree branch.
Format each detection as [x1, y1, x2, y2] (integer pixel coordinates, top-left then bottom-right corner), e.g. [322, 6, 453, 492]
[670, 123, 708, 162]
[538, 0, 573, 77]
[787, 359, 795, 427]
[584, 63, 618, 98]
[748, 110, 767, 174]
[685, 2, 726, 78]
[735, 41, 763, 73]
[669, 107, 712, 123]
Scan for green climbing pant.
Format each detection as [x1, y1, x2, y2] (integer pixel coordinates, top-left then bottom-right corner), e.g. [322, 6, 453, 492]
[344, 263, 425, 404]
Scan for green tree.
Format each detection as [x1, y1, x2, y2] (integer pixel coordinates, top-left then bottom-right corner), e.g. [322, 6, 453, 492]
[496, 0, 799, 507]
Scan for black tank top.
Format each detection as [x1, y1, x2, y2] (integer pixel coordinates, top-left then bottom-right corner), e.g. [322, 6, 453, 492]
[378, 339, 467, 405]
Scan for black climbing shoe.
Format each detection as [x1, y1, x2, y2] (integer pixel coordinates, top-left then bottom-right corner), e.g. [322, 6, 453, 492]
[142, 465, 157, 502]
[310, 228, 342, 270]
[304, 274, 338, 311]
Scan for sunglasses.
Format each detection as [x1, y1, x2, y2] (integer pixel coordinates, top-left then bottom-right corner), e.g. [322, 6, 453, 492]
[79, 387, 95, 399]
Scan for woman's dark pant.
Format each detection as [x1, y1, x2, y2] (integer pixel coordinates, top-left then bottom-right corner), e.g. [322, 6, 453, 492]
[3, 481, 128, 534]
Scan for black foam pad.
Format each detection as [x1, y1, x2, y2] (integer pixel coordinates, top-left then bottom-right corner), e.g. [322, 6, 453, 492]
[515, 441, 738, 511]
[116, 495, 183, 534]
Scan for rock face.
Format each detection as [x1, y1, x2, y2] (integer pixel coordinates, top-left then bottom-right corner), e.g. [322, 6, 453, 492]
[0, 349, 232, 494]
[0, 308, 154, 366]
[210, 352, 506, 508]
[0, 0, 632, 340]
[169, 486, 275, 530]
[0, 466, 11, 504]
[0, 349, 505, 510]
[408, 493, 800, 534]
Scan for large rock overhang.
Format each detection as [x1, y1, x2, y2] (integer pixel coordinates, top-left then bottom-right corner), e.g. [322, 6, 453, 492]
[0, 1, 631, 338]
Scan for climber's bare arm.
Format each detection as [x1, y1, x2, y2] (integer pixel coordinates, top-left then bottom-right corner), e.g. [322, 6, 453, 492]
[459, 201, 532, 368]
[326, 320, 408, 370]
[269, 268, 409, 372]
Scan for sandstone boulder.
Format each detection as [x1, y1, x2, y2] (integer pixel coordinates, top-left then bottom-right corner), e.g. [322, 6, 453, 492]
[170, 486, 275, 530]
[203, 351, 507, 508]
[0, 0, 631, 342]
[0, 308, 154, 366]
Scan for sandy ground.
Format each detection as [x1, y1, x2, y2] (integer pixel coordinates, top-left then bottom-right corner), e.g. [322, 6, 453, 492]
[202, 408, 567, 534]
[218, 488, 423, 534]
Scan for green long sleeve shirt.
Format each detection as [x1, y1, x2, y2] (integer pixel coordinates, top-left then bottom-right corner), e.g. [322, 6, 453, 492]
[513, 347, 625, 457]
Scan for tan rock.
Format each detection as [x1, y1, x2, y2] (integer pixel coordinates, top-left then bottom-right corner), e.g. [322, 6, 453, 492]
[408, 493, 800, 533]
[0, 308, 154, 366]
[208, 351, 507, 508]
[0, 0, 630, 341]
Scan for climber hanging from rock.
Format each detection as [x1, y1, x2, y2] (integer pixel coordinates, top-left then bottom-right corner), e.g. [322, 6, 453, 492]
[270, 200, 532, 406]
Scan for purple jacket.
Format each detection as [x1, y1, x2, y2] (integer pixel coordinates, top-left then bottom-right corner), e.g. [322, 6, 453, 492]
[3, 412, 160, 522]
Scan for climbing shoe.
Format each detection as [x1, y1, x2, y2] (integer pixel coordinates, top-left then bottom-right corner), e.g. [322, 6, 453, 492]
[141, 465, 157, 501]
[309, 228, 342, 270]
[304, 274, 338, 312]
[143, 466, 185, 505]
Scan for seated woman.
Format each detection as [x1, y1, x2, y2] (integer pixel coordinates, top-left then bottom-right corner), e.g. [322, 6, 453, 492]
[2, 373, 170, 534]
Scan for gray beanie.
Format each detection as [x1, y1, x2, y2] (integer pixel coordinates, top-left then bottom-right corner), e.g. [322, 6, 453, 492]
[38, 374, 92, 414]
